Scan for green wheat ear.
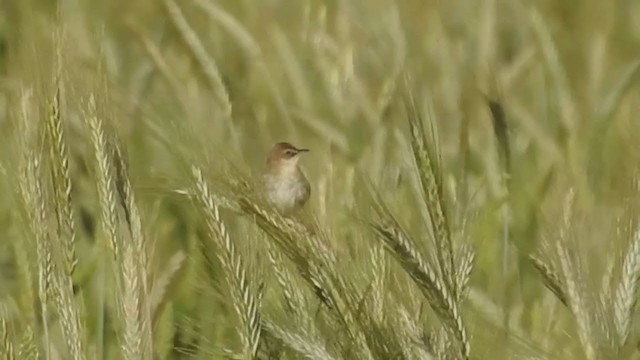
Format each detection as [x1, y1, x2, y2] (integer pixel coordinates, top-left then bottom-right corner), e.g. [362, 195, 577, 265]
[193, 167, 262, 358]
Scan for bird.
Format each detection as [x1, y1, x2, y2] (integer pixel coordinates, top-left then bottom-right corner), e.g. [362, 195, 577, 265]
[262, 142, 311, 215]
[261, 143, 332, 309]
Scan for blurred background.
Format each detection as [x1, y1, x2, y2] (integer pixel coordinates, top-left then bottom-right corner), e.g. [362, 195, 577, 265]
[1, 0, 640, 359]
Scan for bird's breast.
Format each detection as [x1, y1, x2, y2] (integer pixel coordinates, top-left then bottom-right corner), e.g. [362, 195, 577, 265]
[263, 171, 310, 213]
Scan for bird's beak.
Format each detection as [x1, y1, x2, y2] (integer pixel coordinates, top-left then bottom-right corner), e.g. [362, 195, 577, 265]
[297, 148, 310, 154]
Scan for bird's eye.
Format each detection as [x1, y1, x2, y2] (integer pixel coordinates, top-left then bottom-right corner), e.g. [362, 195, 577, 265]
[284, 150, 296, 157]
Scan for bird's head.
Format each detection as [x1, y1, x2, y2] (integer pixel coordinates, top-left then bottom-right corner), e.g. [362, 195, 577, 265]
[266, 142, 309, 173]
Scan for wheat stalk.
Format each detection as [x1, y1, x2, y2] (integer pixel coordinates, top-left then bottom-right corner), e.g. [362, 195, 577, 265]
[193, 167, 261, 358]
[193, 0, 261, 58]
[45, 84, 77, 276]
[396, 306, 439, 359]
[85, 94, 148, 359]
[370, 246, 386, 323]
[11, 238, 36, 327]
[554, 190, 596, 360]
[112, 143, 152, 358]
[43, 73, 86, 360]
[85, 95, 119, 258]
[405, 90, 456, 297]
[267, 243, 307, 321]
[371, 222, 470, 359]
[150, 251, 186, 320]
[50, 276, 85, 360]
[17, 90, 55, 360]
[21, 151, 63, 359]
[614, 224, 640, 347]
[21, 156, 54, 360]
[366, 178, 469, 358]
[121, 243, 143, 360]
[17, 326, 38, 360]
[530, 254, 568, 307]
[0, 316, 14, 360]
[263, 321, 338, 360]
[126, 21, 190, 112]
[162, 0, 232, 117]
[238, 198, 337, 309]
[237, 196, 375, 357]
[556, 241, 596, 360]
[454, 242, 475, 304]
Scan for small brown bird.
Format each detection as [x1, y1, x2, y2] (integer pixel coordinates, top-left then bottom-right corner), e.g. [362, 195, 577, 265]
[262, 142, 311, 214]
[262, 143, 329, 307]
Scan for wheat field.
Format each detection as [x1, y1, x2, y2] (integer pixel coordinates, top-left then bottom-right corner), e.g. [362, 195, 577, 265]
[1, 0, 640, 359]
